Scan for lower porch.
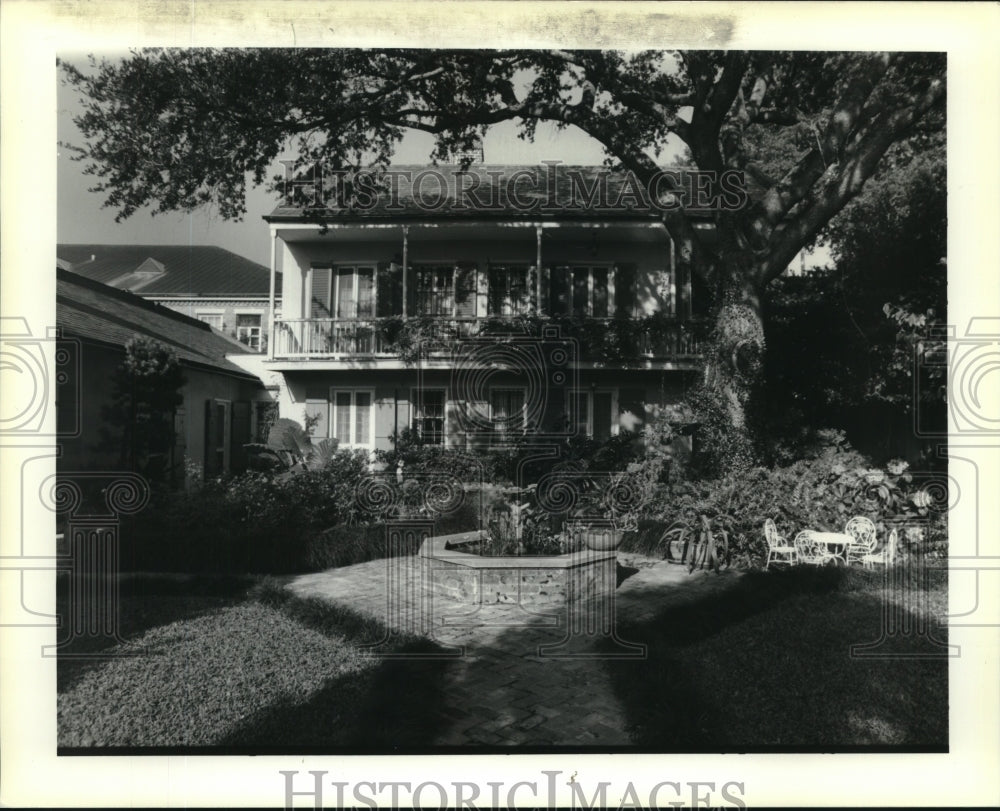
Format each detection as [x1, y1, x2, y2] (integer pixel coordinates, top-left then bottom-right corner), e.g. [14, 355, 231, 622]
[270, 368, 695, 460]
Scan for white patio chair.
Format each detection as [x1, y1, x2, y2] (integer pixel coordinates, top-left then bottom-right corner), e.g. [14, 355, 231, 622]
[764, 518, 797, 569]
[844, 516, 877, 566]
[861, 528, 898, 568]
[794, 530, 835, 566]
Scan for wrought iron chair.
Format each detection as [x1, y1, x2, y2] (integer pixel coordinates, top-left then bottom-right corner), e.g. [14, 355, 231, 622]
[794, 530, 835, 566]
[844, 516, 878, 566]
[764, 518, 797, 569]
[861, 528, 898, 568]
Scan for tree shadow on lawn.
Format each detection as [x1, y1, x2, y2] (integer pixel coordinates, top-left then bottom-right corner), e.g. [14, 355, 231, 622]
[216, 584, 455, 750]
[57, 573, 257, 692]
[216, 638, 454, 750]
[601, 566, 949, 751]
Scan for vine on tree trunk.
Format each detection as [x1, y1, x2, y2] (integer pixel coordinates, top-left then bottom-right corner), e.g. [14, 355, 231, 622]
[686, 300, 766, 478]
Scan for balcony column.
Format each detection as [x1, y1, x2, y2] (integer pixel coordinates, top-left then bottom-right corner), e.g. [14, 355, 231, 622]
[676, 237, 693, 320]
[535, 225, 543, 312]
[402, 225, 409, 318]
[267, 229, 277, 359]
[668, 233, 677, 317]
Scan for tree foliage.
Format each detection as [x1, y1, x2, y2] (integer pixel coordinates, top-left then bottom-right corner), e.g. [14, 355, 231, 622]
[763, 138, 946, 464]
[102, 336, 186, 481]
[62, 49, 944, 282]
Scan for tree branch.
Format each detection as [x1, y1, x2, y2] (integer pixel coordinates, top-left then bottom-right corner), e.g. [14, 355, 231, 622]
[759, 52, 893, 225]
[760, 75, 945, 282]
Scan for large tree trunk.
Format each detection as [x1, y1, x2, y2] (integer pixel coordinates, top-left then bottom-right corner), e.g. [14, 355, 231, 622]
[688, 220, 766, 476]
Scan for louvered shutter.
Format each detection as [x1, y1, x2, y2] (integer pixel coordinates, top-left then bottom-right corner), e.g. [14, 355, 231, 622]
[549, 266, 570, 315]
[376, 262, 402, 317]
[310, 266, 333, 318]
[538, 266, 550, 316]
[203, 400, 218, 479]
[615, 264, 637, 318]
[454, 263, 477, 318]
[230, 401, 251, 473]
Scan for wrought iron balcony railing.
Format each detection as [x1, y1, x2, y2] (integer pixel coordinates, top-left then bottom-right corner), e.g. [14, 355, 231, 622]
[271, 315, 705, 363]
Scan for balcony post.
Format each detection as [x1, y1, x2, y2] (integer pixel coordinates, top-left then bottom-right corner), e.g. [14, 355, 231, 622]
[267, 229, 277, 359]
[668, 233, 677, 318]
[402, 225, 409, 318]
[535, 225, 543, 312]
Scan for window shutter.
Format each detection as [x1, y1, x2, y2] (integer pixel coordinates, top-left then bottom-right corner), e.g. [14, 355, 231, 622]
[538, 266, 550, 316]
[593, 392, 613, 441]
[487, 266, 503, 316]
[311, 266, 333, 318]
[203, 399, 217, 479]
[230, 401, 251, 473]
[615, 264, 637, 318]
[549, 266, 570, 315]
[356, 267, 375, 318]
[376, 262, 402, 317]
[455, 263, 477, 318]
[406, 266, 418, 316]
[593, 268, 609, 317]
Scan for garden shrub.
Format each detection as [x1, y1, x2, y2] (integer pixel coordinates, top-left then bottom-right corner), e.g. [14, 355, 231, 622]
[624, 434, 948, 569]
[375, 427, 646, 488]
[432, 495, 484, 535]
[374, 429, 491, 481]
[118, 449, 373, 574]
[303, 523, 392, 570]
[480, 499, 565, 556]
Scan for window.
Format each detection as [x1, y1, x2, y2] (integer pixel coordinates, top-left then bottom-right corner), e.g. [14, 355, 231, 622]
[330, 389, 374, 449]
[488, 265, 530, 316]
[411, 389, 446, 445]
[490, 388, 526, 439]
[412, 265, 454, 316]
[235, 313, 262, 351]
[197, 312, 224, 330]
[311, 266, 376, 319]
[550, 266, 611, 317]
[570, 389, 617, 441]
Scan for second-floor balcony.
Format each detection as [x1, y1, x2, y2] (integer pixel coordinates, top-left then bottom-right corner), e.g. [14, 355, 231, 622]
[270, 315, 706, 366]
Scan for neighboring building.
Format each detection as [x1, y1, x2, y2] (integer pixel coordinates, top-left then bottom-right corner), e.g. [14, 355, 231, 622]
[56, 268, 267, 482]
[56, 244, 282, 353]
[248, 163, 711, 462]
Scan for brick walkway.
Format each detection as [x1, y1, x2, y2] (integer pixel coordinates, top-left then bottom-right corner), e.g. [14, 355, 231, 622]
[287, 553, 742, 746]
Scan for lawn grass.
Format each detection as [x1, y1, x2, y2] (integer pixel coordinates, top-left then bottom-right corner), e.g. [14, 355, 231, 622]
[604, 564, 948, 749]
[57, 574, 451, 750]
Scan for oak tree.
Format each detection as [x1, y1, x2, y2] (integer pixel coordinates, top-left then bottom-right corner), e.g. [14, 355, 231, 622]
[62, 49, 946, 471]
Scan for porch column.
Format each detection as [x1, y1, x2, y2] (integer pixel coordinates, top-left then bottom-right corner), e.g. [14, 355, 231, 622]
[267, 229, 277, 359]
[402, 225, 409, 318]
[668, 232, 677, 317]
[535, 225, 543, 311]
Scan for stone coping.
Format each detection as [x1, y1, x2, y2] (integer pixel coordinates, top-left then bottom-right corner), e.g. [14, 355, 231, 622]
[419, 530, 617, 569]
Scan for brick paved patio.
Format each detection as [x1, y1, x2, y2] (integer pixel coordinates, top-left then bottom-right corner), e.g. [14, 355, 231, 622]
[286, 552, 742, 746]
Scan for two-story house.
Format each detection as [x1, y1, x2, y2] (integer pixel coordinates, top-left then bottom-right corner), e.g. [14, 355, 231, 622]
[252, 163, 710, 461]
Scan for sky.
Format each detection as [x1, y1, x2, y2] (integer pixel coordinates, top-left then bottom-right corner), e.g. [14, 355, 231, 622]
[57, 54, 685, 267]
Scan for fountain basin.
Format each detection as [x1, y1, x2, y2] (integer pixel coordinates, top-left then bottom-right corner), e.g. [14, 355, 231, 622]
[419, 531, 616, 607]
